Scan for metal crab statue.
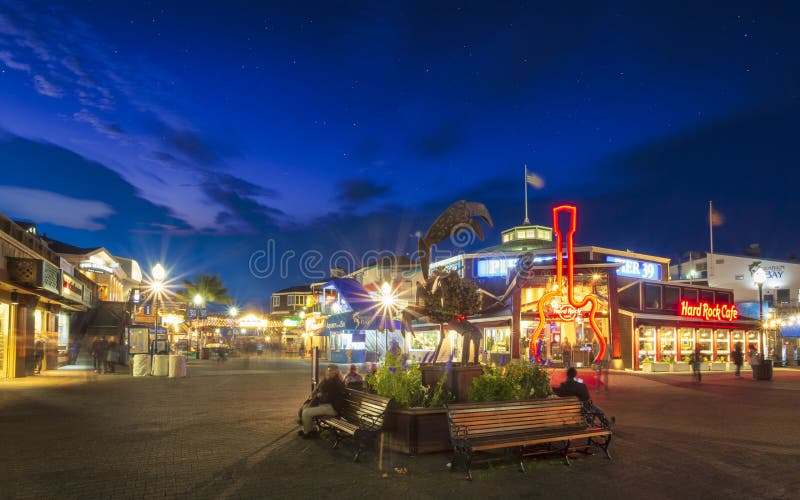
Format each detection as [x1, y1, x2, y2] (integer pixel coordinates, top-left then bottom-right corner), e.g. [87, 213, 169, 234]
[401, 200, 494, 365]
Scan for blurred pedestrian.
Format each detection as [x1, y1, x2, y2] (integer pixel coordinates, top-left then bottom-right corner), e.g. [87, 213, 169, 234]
[691, 343, 702, 383]
[69, 338, 81, 365]
[562, 338, 572, 369]
[344, 364, 363, 389]
[91, 337, 104, 373]
[106, 339, 118, 373]
[748, 343, 760, 380]
[33, 338, 45, 374]
[732, 341, 744, 377]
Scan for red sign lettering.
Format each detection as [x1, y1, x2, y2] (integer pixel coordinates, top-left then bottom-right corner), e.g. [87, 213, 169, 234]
[678, 300, 739, 322]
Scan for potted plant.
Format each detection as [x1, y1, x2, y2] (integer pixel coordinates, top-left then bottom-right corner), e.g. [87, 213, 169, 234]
[468, 361, 553, 401]
[366, 353, 455, 454]
[640, 357, 655, 372]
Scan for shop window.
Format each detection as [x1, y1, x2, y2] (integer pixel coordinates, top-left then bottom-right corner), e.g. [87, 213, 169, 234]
[683, 288, 699, 303]
[484, 328, 510, 353]
[410, 331, 439, 352]
[644, 284, 662, 310]
[638, 326, 656, 362]
[714, 331, 730, 362]
[715, 292, 731, 306]
[697, 329, 713, 361]
[764, 294, 774, 307]
[664, 286, 680, 311]
[777, 289, 790, 305]
[272, 296, 280, 308]
[679, 328, 695, 361]
[658, 327, 676, 362]
[700, 290, 714, 303]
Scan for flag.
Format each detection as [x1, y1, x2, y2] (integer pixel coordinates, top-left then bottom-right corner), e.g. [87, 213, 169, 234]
[710, 208, 725, 226]
[526, 171, 545, 189]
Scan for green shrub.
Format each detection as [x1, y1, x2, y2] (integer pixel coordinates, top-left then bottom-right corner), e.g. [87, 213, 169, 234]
[468, 361, 553, 402]
[365, 363, 454, 409]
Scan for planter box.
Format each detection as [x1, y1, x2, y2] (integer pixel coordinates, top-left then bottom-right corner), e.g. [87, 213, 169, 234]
[383, 407, 450, 455]
[672, 363, 692, 372]
[420, 363, 483, 402]
[710, 362, 727, 371]
[641, 362, 670, 372]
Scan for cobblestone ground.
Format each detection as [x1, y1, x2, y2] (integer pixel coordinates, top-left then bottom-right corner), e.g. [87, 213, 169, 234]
[1, 358, 799, 499]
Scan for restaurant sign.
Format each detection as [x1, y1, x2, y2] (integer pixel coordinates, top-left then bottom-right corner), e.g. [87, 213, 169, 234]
[679, 300, 739, 322]
[61, 273, 84, 302]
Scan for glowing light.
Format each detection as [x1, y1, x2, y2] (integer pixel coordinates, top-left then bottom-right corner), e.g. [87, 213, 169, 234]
[753, 268, 767, 285]
[152, 281, 164, 293]
[152, 263, 166, 282]
[228, 306, 239, 317]
[193, 294, 203, 306]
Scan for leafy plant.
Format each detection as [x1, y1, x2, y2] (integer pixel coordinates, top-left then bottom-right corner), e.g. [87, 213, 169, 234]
[468, 361, 553, 402]
[365, 360, 453, 408]
[422, 269, 481, 324]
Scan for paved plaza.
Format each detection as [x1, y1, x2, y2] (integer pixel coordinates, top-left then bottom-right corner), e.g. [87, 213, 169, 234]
[1, 358, 799, 499]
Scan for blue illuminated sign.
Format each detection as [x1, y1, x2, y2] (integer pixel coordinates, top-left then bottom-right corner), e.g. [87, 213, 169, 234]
[474, 255, 559, 278]
[606, 256, 662, 280]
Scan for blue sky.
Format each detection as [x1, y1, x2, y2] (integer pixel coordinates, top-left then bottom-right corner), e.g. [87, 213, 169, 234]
[0, 0, 798, 306]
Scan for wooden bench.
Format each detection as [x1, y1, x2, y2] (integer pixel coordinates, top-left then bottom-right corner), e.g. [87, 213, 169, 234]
[446, 397, 612, 480]
[315, 388, 392, 461]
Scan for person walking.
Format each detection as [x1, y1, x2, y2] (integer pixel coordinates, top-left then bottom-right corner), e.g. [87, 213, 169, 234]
[732, 341, 744, 377]
[69, 338, 82, 365]
[691, 343, 702, 384]
[562, 339, 572, 369]
[748, 343, 760, 380]
[91, 337, 104, 373]
[106, 339, 118, 373]
[33, 338, 45, 374]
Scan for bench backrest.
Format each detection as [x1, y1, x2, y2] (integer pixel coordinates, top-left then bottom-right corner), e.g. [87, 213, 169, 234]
[446, 397, 585, 438]
[340, 388, 391, 427]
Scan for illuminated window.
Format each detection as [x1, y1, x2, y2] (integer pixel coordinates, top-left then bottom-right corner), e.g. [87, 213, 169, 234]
[638, 326, 656, 362]
[484, 328, 510, 353]
[272, 296, 280, 307]
[34, 310, 43, 334]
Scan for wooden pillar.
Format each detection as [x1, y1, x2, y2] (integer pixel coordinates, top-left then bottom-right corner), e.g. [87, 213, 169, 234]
[607, 270, 622, 360]
[14, 294, 39, 378]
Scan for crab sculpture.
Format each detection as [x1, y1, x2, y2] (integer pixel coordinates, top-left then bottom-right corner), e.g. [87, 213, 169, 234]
[400, 200, 493, 365]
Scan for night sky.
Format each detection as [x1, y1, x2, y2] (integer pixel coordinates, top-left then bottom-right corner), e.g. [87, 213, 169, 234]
[1, 1, 798, 306]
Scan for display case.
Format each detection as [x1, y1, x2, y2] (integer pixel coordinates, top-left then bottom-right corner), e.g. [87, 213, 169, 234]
[697, 329, 713, 362]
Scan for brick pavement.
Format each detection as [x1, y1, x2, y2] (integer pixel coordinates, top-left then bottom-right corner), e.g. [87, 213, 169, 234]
[1, 358, 799, 499]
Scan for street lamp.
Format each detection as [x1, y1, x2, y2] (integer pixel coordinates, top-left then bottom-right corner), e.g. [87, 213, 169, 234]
[150, 263, 167, 357]
[193, 294, 203, 359]
[228, 306, 239, 348]
[753, 268, 766, 358]
[379, 282, 396, 361]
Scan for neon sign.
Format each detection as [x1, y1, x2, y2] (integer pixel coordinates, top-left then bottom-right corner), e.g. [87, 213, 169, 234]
[606, 256, 661, 280]
[679, 300, 739, 322]
[554, 304, 578, 321]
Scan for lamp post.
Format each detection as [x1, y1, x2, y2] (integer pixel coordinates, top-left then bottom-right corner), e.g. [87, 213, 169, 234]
[379, 282, 396, 362]
[753, 268, 766, 358]
[193, 294, 203, 359]
[228, 306, 239, 351]
[151, 263, 166, 355]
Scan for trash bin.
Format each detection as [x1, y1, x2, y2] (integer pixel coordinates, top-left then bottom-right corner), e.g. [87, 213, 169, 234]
[168, 354, 187, 378]
[132, 354, 151, 377]
[756, 360, 773, 380]
[152, 354, 170, 376]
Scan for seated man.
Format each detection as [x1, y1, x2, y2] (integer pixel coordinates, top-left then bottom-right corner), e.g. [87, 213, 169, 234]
[343, 364, 363, 389]
[557, 367, 614, 429]
[298, 364, 346, 439]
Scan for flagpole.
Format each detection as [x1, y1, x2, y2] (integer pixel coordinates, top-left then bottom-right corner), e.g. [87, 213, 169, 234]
[708, 201, 714, 282]
[523, 164, 530, 224]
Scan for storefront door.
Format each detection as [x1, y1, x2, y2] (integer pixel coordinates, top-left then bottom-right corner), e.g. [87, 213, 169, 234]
[0, 303, 8, 378]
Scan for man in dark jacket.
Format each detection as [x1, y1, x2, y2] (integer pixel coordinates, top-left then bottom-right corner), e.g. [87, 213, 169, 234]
[557, 367, 613, 428]
[298, 364, 345, 438]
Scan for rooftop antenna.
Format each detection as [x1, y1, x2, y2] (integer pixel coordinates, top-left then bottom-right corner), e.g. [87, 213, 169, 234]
[523, 164, 530, 225]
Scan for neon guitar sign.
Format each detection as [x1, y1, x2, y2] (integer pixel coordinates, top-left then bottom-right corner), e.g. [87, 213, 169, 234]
[530, 205, 607, 364]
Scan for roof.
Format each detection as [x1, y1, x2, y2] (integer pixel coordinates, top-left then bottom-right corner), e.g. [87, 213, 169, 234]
[42, 236, 102, 256]
[273, 285, 312, 294]
[12, 220, 36, 231]
[324, 278, 375, 312]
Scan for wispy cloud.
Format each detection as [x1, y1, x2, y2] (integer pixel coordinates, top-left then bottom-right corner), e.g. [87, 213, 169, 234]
[32, 74, 62, 97]
[72, 108, 123, 139]
[0, 50, 30, 72]
[0, 185, 114, 230]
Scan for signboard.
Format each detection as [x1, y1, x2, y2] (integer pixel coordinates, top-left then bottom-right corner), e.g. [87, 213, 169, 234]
[61, 273, 84, 301]
[79, 260, 114, 274]
[128, 327, 150, 354]
[678, 300, 739, 322]
[40, 261, 60, 295]
[606, 256, 662, 280]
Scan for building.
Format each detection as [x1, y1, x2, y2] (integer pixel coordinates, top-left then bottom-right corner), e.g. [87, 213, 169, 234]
[0, 215, 96, 378]
[672, 251, 800, 362]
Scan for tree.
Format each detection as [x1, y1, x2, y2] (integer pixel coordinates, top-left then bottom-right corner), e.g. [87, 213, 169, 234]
[177, 274, 233, 305]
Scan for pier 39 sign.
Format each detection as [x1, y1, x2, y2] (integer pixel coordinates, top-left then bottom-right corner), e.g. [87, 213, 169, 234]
[679, 300, 739, 322]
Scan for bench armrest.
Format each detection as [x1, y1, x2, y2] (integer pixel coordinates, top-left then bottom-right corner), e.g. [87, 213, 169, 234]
[582, 401, 612, 430]
[357, 412, 383, 432]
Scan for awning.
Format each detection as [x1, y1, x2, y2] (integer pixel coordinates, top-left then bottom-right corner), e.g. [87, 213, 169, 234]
[324, 278, 375, 312]
[323, 310, 401, 335]
[782, 324, 800, 338]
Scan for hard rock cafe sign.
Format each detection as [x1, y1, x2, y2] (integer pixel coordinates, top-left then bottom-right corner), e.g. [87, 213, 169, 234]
[679, 300, 739, 322]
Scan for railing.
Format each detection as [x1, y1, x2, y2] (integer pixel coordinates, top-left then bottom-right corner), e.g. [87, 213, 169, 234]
[0, 212, 60, 264]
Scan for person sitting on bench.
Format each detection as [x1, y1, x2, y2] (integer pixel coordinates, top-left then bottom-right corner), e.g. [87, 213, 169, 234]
[557, 367, 613, 427]
[298, 364, 345, 439]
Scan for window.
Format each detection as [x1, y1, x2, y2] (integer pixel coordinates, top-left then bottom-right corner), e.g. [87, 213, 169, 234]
[503, 234, 511, 243]
[659, 327, 676, 362]
[664, 286, 680, 310]
[484, 328, 510, 353]
[777, 289, 790, 305]
[272, 296, 280, 308]
[683, 288, 698, 303]
[764, 294, 774, 307]
[697, 329, 713, 361]
[714, 331, 730, 362]
[735, 274, 744, 280]
[715, 259, 724, 264]
[410, 331, 439, 351]
[715, 292, 731, 305]
[678, 328, 695, 361]
[639, 326, 656, 362]
[526, 230, 536, 239]
[644, 284, 662, 309]
[700, 290, 714, 303]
